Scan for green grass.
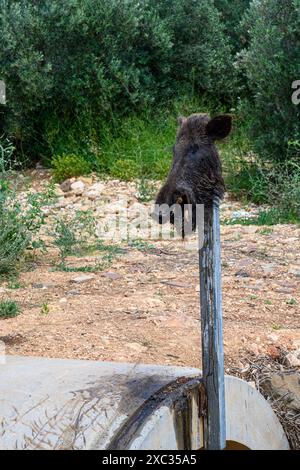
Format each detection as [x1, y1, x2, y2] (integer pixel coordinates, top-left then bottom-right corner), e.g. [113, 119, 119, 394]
[223, 208, 300, 226]
[40, 302, 50, 315]
[0, 300, 20, 318]
[44, 96, 300, 225]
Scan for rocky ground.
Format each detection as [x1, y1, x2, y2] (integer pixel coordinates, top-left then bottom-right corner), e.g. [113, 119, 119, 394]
[0, 170, 300, 373]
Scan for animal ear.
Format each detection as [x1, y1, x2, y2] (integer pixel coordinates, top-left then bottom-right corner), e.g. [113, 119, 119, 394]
[206, 114, 232, 140]
[177, 115, 186, 127]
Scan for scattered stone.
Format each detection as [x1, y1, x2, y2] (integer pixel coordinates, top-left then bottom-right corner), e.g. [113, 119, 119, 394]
[292, 340, 300, 350]
[86, 182, 104, 198]
[70, 274, 96, 284]
[102, 272, 122, 280]
[127, 342, 147, 353]
[70, 180, 85, 195]
[289, 268, 300, 278]
[32, 283, 56, 289]
[54, 186, 65, 197]
[161, 280, 191, 289]
[66, 290, 81, 296]
[262, 264, 276, 274]
[80, 176, 93, 185]
[276, 287, 293, 294]
[59, 298, 67, 304]
[260, 372, 300, 411]
[266, 344, 281, 360]
[244, 285, 262, 291]
[286, 350, 300, 368]
[60, 179, 72, 192]
[249, 343, 260, 356]
[235, 270, 250, 278]
[267, 333, 279, 343]
[231, 210, 255, 220]
[236, 259, 253, 268]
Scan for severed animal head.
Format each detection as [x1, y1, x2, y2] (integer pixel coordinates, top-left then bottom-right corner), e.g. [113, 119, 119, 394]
[152, 113, 232, 237]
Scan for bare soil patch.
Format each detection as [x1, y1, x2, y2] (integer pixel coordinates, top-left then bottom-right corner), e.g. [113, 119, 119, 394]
[1, 171, 299, 371]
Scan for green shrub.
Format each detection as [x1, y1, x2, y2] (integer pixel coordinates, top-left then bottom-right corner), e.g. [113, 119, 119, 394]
[0, 137, 53, 275]
[110, 159, 140, 181]
[214, 0, 251, 51]
[51, 210, 97, 264]
[0, 300, 20, 318]
[237, 0, 300, 164]
[51, 154, 92, 182]
[0, 0, 235, 162]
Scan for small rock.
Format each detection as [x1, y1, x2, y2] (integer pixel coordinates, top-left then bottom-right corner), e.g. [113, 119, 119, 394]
[289, 268, 300, 278]
[70, 274, 96, 284]
[235, 270, 250, 278]
[266, 344, 280, 360]
[32, 283, 55, 289]
[60, 179, 72, 192]
[249, 343, 260, 356]
[59, 298, 67, 304]
[127, 342, 147, 353]
[231, 210, 254, 220]
[80, 176, 93, 185]
[262, 264, 276, 274]
[86, 182, 104, 199]
[292, 340, 300, 350]
[267, 333, 279, 343]
[102, 272, 122, 280]
[286, 350, 300, 368]
[70, 180, 85, 195]
[260, 372, 300, 411]
[276, 287, 293, 294]
[161, 280, 191, 289]
[67, 290, 80, 296]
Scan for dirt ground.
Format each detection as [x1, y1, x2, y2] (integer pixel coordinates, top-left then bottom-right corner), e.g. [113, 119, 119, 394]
[0, 171, 299, 370]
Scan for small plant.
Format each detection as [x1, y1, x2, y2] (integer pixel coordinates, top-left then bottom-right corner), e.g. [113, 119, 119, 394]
[7, 279, 23, 289]
[51, 210, 96, 264]
[259, 228, 274, 236]
[264, 300, 272, 305]
[50, 211, 122, 271]
[272, 324, 282, 331]
[52, 154, 92, 183]
[0, 300, 20, 318]
[286, 299, 297, 306]
[40, 302, 50, 315]
[128, 239, 155, 252]
[137, 178, 156, 202]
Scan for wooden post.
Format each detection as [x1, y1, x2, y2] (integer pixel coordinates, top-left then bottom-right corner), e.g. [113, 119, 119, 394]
[199, 200, 226, 450]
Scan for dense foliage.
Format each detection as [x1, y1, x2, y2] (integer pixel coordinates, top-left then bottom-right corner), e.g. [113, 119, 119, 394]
[0, 0, 299, 217]
[238, 0, 300, 163]
[0, 0, 234, 160]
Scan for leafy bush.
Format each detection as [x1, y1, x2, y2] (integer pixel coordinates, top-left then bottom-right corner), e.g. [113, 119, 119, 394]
[0, 300, 20, 318]
[0, 0, 235, 162]
[110, 159, 140, 181]
[214, 0, 250, 51]
[237, 0, 300, 164]
[51, 210, 97, 264]
[51, 154, 92, 182]
[0, 137, 54, 275]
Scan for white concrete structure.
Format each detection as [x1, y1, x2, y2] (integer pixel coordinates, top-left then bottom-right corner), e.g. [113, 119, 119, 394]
[0, 356, 289, 450]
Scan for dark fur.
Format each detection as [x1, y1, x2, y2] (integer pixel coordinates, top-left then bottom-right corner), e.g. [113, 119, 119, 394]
[153, 113, 232, 235]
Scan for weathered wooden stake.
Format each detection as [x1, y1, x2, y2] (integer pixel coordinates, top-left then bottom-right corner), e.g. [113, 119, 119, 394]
[199, 200, 226, 450]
